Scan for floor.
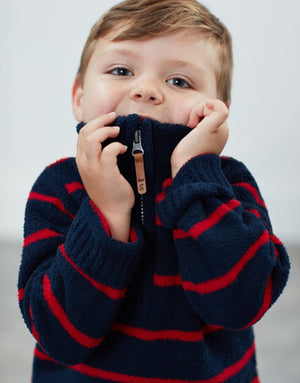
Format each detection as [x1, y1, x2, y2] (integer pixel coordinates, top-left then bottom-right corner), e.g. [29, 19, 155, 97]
[0, 242, 299, 383]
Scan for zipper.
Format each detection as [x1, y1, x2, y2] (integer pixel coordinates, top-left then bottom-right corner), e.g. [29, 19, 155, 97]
[132, 127, 147, 225]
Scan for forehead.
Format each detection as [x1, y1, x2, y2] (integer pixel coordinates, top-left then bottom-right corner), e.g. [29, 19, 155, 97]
[92, 29, 220, 71]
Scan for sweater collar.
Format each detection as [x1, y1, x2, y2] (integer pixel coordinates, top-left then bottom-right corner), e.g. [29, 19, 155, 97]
[76, 114, 191, 153]
[76, 114, 192, 192]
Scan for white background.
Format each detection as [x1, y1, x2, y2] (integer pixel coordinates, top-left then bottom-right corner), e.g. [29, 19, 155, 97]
[1, 0, 299, 243]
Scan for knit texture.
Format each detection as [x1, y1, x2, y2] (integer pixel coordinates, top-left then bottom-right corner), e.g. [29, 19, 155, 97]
[18, 115, 290, 382]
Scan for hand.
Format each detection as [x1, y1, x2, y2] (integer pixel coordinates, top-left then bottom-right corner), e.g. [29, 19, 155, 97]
[76, 112, 135, 241]
[171, 99, 229, 177]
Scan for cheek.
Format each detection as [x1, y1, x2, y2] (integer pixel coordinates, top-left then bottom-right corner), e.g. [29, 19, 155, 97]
[82, 84, 120, 121]
[171, 103, 193, 126]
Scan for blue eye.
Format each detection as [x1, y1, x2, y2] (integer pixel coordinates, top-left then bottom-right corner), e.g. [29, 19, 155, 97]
[110, 67, 133, 76]
[168, 78, 190, 88]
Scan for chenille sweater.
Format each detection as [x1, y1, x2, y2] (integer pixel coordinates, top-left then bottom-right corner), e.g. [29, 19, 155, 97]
[18, 115, 290, 382]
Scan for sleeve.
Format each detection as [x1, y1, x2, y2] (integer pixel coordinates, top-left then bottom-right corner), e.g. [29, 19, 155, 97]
[18, 161, 144, 365]
[155, 154, 290, 330]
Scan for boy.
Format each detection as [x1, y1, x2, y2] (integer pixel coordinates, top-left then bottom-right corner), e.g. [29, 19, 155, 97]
[18, 0, 290, 382]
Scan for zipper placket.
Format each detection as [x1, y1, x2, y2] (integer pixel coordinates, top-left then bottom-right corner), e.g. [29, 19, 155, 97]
[132, 126, 147, 225]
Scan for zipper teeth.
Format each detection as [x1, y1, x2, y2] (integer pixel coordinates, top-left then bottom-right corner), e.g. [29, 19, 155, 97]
[140, 195, 145, 226]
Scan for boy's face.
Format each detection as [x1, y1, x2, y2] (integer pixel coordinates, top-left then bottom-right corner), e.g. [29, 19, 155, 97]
[73, 30, 219, 126]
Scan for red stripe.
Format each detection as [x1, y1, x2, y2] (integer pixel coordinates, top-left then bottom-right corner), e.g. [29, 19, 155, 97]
[59, 244, 126, 300]
[270, 235, 283, 260]
[23, 229, 63, 248]
[35, 342, 256, 383]
[89, 200, 111, 236]
[155, 214, 163, 226]
[65, 182, 85, 194]
[270, 234, 283, 246]
[243, 275, 273, 328]
[234, 183, 266, 208]
[247, 209, 261, 218]
[189, 199, 240, 238]
[156, 177, 173, 203]
[112, 323, 221, 342]
[42, 274, 103, 348]
[204, 342, 256, 383]
[251, 377, 260, 383]
[153, 274, 182, 287]
[154, 231, 270, 294]
[28, 192, 74, 218]
[89, 200, 137, 244]
[34, 347, 53, 361]
[173, 228, 189, 239]
[182, 230, 270, 294]
[129, 227, 138, 243]
[173, 199, 240, 240]
[46, 157, 70, 169]
[18, 288, 25, 302]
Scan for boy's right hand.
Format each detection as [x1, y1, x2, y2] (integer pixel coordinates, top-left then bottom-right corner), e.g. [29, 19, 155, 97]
[76, 112, 135, 241]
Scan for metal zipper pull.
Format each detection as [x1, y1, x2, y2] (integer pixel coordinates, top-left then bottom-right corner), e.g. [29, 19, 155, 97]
[132, 129, 147, 195]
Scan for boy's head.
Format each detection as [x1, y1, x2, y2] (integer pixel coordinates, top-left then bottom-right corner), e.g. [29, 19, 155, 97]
[72, 0, 233, 124]
[76, 0, 233, 103]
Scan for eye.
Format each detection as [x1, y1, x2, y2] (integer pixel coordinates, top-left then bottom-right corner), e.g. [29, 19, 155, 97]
[110, 67, 133, 76]
[167, 77, 190, 88]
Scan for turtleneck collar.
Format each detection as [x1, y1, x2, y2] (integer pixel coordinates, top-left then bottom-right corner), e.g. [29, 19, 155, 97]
[76, 114, 192, 227]
[76, 114, 191, 160]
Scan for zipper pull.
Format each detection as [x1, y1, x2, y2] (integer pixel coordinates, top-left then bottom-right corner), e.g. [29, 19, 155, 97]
[132, 129, 147, 195]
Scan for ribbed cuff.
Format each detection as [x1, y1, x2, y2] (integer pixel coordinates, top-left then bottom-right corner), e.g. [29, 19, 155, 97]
[156, 154, 234, 229]
[64, 198, 144, 289]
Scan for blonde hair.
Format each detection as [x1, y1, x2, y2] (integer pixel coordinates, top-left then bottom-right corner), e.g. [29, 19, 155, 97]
[77, 0, 233, 103]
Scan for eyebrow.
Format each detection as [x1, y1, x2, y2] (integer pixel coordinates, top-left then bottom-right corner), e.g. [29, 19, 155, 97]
[99, 48, 139, 59]
[163, 59, 207, 75]
[101, 49, 206, 72]
[97, 46, 210, 79]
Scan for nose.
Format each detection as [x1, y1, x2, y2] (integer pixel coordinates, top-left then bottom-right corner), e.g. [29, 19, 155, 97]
[129, 78, 163, 105]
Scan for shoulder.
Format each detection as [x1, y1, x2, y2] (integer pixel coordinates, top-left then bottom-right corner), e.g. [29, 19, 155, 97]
[45, 157, 78, 173]
[30, 157, 81, 195]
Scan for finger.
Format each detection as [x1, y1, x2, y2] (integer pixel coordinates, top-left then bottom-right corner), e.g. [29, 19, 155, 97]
[81, 126, 120, 148]
[188, 99, 229, 129]
[197, 100, 229, 133]
[203, 99, 228, 118]
[101, 142, 127, 161]
[100, 142, 128, 167]
[80, 112, 117, 134]
[88, 126, 120, 145]
[77, 126, 120, 161]
[187, 102, 205, 128]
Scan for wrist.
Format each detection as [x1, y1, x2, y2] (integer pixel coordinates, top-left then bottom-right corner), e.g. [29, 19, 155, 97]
[171, 157, 190, 178]
[101, 208, 132, 242]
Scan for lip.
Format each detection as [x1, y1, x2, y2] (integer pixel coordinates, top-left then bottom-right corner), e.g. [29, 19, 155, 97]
[139, 114, 152, 120]
[129, 113, 156, 121]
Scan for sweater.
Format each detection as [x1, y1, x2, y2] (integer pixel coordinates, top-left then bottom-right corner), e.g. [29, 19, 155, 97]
[18, 114, 290, 382]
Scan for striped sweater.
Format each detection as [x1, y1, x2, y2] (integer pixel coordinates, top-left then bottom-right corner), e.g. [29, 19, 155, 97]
[18, 114, 290, 382]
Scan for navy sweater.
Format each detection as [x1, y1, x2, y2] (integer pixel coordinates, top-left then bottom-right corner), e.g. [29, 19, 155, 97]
[18, 115, 289, 382]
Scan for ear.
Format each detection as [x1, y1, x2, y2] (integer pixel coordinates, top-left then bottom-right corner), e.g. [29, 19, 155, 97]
[72, 76, 84, 122]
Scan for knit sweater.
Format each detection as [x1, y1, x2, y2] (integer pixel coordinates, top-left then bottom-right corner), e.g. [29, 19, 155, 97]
[18, 114, 290, 382]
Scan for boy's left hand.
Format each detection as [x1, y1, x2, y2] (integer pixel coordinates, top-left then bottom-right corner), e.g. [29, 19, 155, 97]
[171, 99, 229, 177]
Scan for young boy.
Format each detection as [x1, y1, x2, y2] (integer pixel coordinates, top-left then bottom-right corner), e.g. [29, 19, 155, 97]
[18, 0, 290, 382]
